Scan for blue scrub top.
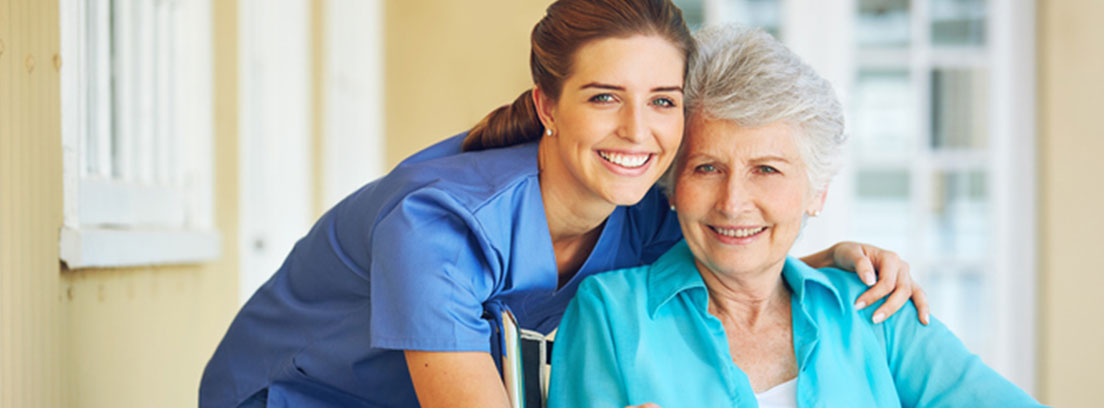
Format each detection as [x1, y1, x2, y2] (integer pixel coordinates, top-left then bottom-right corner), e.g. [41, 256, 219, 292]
[548, 240, 1044, 408]
[199, 133, 682, 407]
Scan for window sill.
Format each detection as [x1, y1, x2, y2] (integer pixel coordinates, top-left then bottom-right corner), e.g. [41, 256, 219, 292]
[59, 227, 221, 269]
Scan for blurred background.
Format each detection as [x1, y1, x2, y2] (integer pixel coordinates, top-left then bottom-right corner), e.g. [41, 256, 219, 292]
[1, 0, 1100, 406]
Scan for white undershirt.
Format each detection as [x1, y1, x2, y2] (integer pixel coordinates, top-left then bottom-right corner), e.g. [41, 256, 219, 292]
[754, 377, 798, 408]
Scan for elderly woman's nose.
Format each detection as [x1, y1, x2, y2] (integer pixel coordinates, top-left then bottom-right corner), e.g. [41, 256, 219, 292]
[616, 103, 648, 143]
[716, 176, 752, 215]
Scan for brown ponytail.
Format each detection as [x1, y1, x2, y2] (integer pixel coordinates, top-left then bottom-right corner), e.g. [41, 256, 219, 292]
[462, 89, 543, 152]
[462, 0, 694, 152]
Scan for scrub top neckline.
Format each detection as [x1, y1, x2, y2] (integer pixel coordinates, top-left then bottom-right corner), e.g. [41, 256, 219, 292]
[548, 210, 624, 297]
[555, 213, 620, 293]
[527, 174, 627, 298]
[549, 218, 609, 293]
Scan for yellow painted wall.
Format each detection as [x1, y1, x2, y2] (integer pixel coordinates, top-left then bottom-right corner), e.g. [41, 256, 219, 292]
[383, 0, 549, 167]
[311, 0, 327, 217]
[1037, 0, 1104, 405]
[0, 0, 66, 405]
[0, 0, 240, 406]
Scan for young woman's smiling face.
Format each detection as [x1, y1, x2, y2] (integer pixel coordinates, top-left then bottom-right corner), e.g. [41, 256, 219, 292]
[674, 116, 825, 279]
[537, 35, 685, 207]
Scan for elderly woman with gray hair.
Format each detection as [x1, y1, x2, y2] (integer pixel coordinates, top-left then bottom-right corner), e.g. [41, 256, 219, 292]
[547, 25, 1042, 408]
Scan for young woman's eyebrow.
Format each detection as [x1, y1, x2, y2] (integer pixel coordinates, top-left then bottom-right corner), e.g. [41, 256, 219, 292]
[579, 82, 683, 93]
[580, 82, 623, 91]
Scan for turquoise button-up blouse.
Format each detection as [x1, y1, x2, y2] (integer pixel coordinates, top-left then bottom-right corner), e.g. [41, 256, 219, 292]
[549, 240, 1043, 407]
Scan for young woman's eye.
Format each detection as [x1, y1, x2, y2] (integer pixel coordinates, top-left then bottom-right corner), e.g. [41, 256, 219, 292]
[589, 94, 616, 103]
[652, 97, 677, 108]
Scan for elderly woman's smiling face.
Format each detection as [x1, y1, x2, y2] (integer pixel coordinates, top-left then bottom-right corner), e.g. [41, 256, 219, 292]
[674, 115, 826, 278]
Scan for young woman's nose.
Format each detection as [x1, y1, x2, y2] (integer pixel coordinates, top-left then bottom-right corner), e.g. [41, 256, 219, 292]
[616, 103, 648, 143]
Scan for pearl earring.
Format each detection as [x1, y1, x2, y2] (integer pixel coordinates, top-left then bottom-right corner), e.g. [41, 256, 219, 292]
[545, 128, 552, 136]
[808, 209, 821, 217]
[669, 204, 676, 212]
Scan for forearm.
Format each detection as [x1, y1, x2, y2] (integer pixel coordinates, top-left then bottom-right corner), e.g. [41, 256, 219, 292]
[798, 243, 837, 269]
[406, 350, 511, 408]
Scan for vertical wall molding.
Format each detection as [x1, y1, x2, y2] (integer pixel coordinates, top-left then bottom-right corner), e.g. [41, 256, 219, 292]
[311, 0, 327, 217]
[322, 0, 385, 208]
[237, 0, 315, 303]
[1037, 0, 1104, 405]
[0, 0, 66, 406]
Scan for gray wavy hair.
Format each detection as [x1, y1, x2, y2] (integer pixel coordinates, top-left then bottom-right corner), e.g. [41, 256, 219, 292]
[665, 24, 847, 195]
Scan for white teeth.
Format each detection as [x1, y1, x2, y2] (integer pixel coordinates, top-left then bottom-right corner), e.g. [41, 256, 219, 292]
[598, 151, 650, 168]
[713, 226, 766, 238]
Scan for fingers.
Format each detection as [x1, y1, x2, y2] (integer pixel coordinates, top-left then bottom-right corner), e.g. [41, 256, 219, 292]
[855, 252, 877, 287]
[849, 246, 929, 325]
[831, 242, 876, 285]
[626, 404, 662, 408]
[830, 241, 861, 270]
[854, 254, 902, 310]
[912, 286, 931, 325]
[870, 277, 912, 324]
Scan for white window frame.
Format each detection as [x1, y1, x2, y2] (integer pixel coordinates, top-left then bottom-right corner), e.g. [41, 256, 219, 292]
[841, 0, 1037, 391]
[236, 0, 385, 303]
[59, 0, 219, 268]
[985, 0, 1037, 392]
[691, 0, 1037, 393]
[238, 0, 314, 302]
[322, 0, 385, 209]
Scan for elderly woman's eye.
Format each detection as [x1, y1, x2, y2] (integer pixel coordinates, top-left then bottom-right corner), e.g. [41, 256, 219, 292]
[589, 94, 615, 103]
[758, 165, 779, 174]
[652, 97, 676, 108]
[695, 164, 717, 173]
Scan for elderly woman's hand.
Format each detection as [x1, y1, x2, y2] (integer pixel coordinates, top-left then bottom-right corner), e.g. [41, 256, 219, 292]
[802, 242, 931, 325]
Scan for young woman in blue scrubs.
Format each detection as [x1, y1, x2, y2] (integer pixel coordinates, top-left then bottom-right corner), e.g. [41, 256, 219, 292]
[199, 1, 929, 407]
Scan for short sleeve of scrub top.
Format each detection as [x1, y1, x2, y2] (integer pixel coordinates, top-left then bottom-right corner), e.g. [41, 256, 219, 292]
[368, 186, 500, 351]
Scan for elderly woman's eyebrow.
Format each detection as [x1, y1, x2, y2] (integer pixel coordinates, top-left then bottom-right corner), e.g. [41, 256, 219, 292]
[682, 151, 719, 161]
[579, 82, 683, 93]
[749, 154, 793, 163]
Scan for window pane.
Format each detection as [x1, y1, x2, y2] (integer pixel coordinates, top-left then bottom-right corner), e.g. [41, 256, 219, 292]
[931, 68, 988, 149]
[924, 267, 988, 352]
[852, 169, 913, 260]
[930, 0, 986, 46]
[672, 0, 705, 31]
[857, 169, 910, 199]
[721, 0, 782, 38]
[853, 69, 916, 155]
[857, 0, 910, 47]
[927, 169, 989, 259]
